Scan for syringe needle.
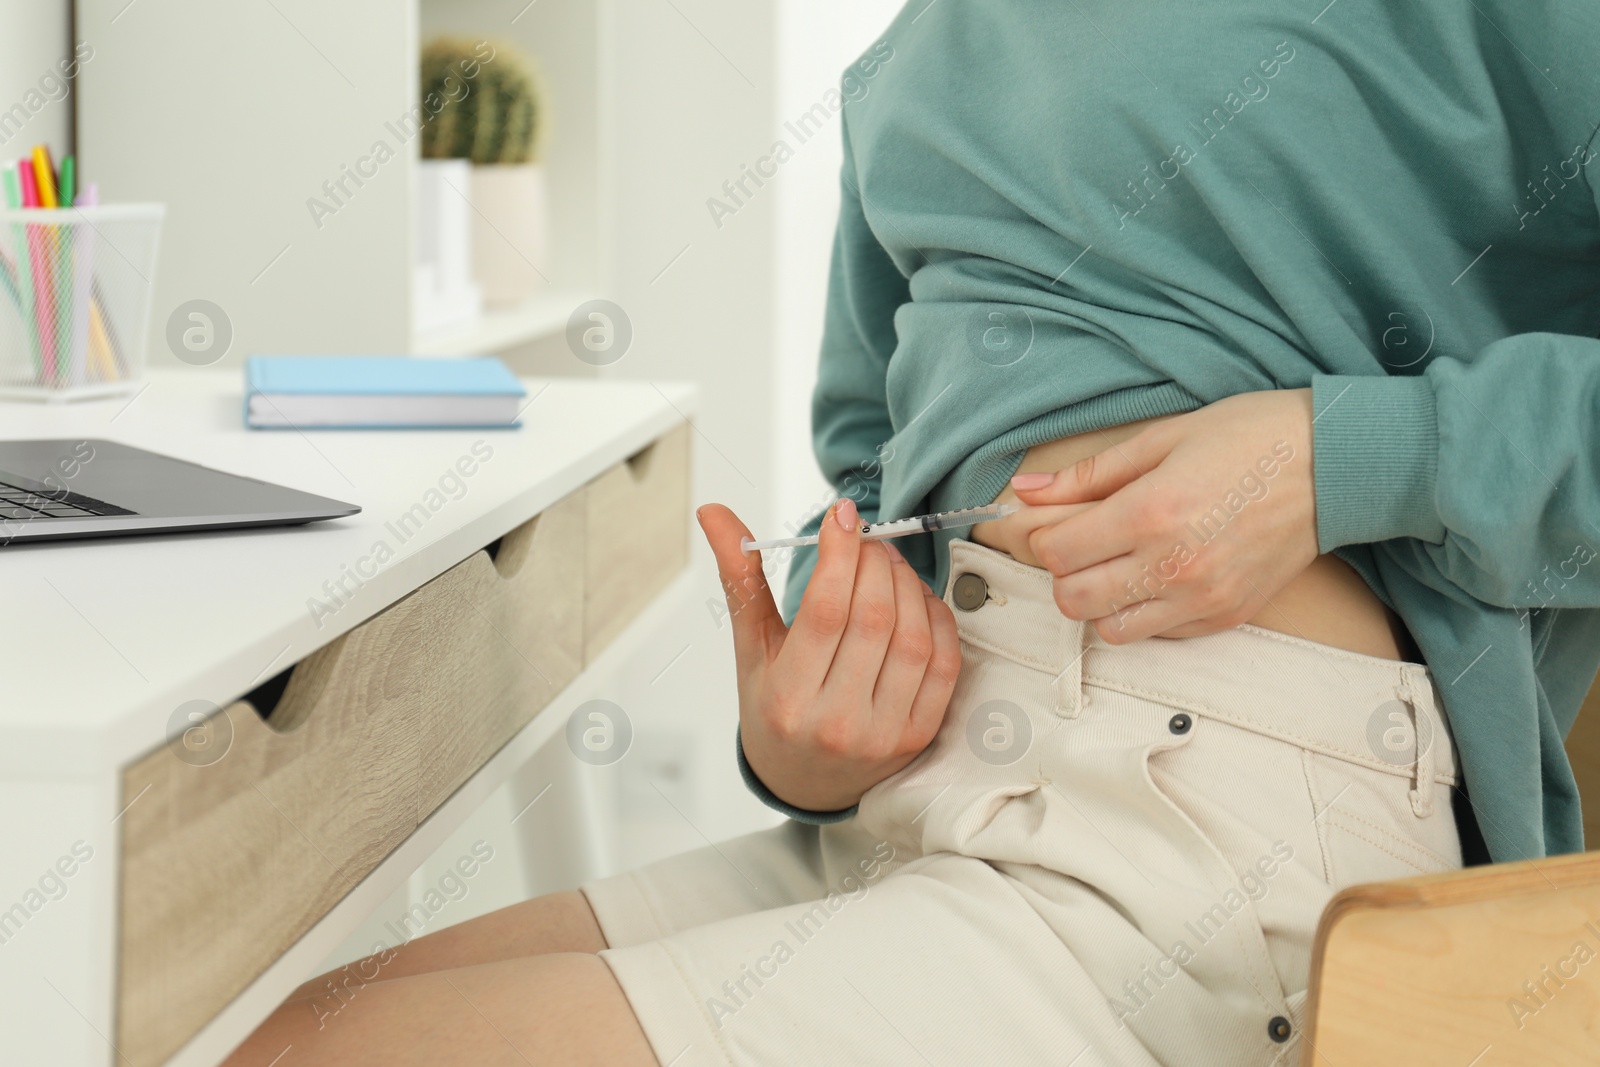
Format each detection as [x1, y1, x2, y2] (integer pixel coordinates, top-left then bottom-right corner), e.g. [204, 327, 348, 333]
[740, 502, 1022, 553]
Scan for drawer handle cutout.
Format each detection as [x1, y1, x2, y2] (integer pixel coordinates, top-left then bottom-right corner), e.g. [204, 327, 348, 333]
[624, 439, 658, 481]
[245, 656, 329, 734]
[489, 512, 542, 580]
[245, 665, 296, 723]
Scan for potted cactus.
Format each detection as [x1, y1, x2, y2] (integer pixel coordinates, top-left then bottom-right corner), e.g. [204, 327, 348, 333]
[420, 37, 547, 306]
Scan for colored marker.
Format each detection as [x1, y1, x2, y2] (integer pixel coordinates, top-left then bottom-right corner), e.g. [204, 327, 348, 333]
[1, 164, 21, 210]
[31, 146, 58, 209]
[59, 155, 75, 209]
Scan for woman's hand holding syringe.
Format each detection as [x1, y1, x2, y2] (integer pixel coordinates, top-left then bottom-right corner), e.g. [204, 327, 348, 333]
[699, 498, 964, 813]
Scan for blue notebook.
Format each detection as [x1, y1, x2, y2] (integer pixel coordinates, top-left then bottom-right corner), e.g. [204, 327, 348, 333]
[245, 356, 526, 429]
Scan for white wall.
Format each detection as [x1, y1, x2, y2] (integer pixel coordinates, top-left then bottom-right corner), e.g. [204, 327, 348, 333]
[771, 0, 905, 567]
[0, 1, 74, 161]
[589, 0, 909, 875]
[77, 0, 417, 366]
[581, 0, 785, 873]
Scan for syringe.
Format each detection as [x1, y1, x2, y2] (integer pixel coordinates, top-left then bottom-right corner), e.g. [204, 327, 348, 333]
[741, 502, 1022, 552]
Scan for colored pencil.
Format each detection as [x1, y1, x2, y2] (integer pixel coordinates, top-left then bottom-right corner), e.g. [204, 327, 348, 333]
[63, 168, 92, 384]
[88, 298, 115, 380]
[76, 182, 115, 380]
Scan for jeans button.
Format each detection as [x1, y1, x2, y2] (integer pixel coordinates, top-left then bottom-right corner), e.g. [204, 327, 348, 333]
[1267, 1015, 1292, 1043]
[1168, 713, 1192, 735]
[952, 572, 989, 612]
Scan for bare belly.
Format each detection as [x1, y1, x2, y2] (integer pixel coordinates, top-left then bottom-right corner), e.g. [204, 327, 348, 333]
[971, 415, 1420, 662]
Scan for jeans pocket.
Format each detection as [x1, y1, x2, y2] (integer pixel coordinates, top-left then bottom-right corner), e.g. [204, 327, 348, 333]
[1141, 714, 1327, 898]
[856, 639, 1053, 860]
[1301, 750, 1462, 889]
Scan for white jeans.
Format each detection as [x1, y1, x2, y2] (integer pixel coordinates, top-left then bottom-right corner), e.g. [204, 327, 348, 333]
[584, 539, 1461, 1066]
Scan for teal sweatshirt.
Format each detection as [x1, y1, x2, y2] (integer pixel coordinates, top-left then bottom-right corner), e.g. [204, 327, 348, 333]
[753, 0, 1600, 865]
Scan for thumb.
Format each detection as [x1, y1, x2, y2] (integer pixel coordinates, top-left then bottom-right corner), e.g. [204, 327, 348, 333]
[1009, 431, 1173, 506]
[697, 503, 785, 666]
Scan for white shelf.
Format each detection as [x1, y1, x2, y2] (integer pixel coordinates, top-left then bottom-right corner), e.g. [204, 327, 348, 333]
[412, 287, 589, 356]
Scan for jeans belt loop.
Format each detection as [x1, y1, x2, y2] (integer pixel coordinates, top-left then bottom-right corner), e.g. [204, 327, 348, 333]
[1399, 667, 1435, 818]
[1056, 617, 1088, 719]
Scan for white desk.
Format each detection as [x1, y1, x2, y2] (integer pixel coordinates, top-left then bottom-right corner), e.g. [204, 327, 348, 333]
[0, 370, 696, 1066]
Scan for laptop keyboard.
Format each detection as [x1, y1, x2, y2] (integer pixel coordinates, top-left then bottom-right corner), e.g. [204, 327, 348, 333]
[0, 476, 134, 520]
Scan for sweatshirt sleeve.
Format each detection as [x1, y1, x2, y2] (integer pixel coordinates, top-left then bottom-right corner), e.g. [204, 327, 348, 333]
[778, 113, 910, 624]
[1312, 331, 1600, 609]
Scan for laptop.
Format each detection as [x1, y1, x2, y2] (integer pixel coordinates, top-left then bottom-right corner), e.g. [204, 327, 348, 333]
[0, 439, 360, 544]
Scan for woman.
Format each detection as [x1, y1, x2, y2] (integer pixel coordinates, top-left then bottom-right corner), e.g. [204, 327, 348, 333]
[230, 2, 1600, 1063]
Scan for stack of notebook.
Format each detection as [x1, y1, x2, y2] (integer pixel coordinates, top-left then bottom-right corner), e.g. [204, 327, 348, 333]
[244, 356, 526, 429]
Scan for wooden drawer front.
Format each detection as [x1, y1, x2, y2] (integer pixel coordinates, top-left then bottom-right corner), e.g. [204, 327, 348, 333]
[584, 423, 691, 658]
[116, 489, 584, 1067]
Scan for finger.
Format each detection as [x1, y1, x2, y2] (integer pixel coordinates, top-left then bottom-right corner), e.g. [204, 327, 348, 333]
[820, 539, 898, 698]
[697, 503, 784, 670]
[1026, 492, 1141, 576]
[906, 588, 961, 743]
[1009, 428, 1174, 506]
[1048, 552, 1176, 621]
[992, 501, 1097, 543]
[1151, 585, 1272, 640]
[774, 498, 864, 693]
[1089, 595, 1203, 645]
[872, 547, 935, 713]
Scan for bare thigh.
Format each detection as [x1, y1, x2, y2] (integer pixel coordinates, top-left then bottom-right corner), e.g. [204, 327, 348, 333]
[288, 890, 607, 1000]
[223, 953, 655, 1067]
[224, 892, 649, 1066]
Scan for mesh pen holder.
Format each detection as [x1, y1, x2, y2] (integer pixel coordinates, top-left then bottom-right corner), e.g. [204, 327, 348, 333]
[0, 204, 164, 402]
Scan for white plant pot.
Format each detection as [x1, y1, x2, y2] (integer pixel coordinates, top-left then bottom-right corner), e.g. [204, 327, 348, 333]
[415, 159, 474, 293]
[469, 163, 548, 305]
[413, 159, 481, 334]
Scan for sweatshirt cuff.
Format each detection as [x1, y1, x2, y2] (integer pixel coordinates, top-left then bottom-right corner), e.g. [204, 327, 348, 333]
[735, 727, 858, 825]
[1311, 374, 1446, 550]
